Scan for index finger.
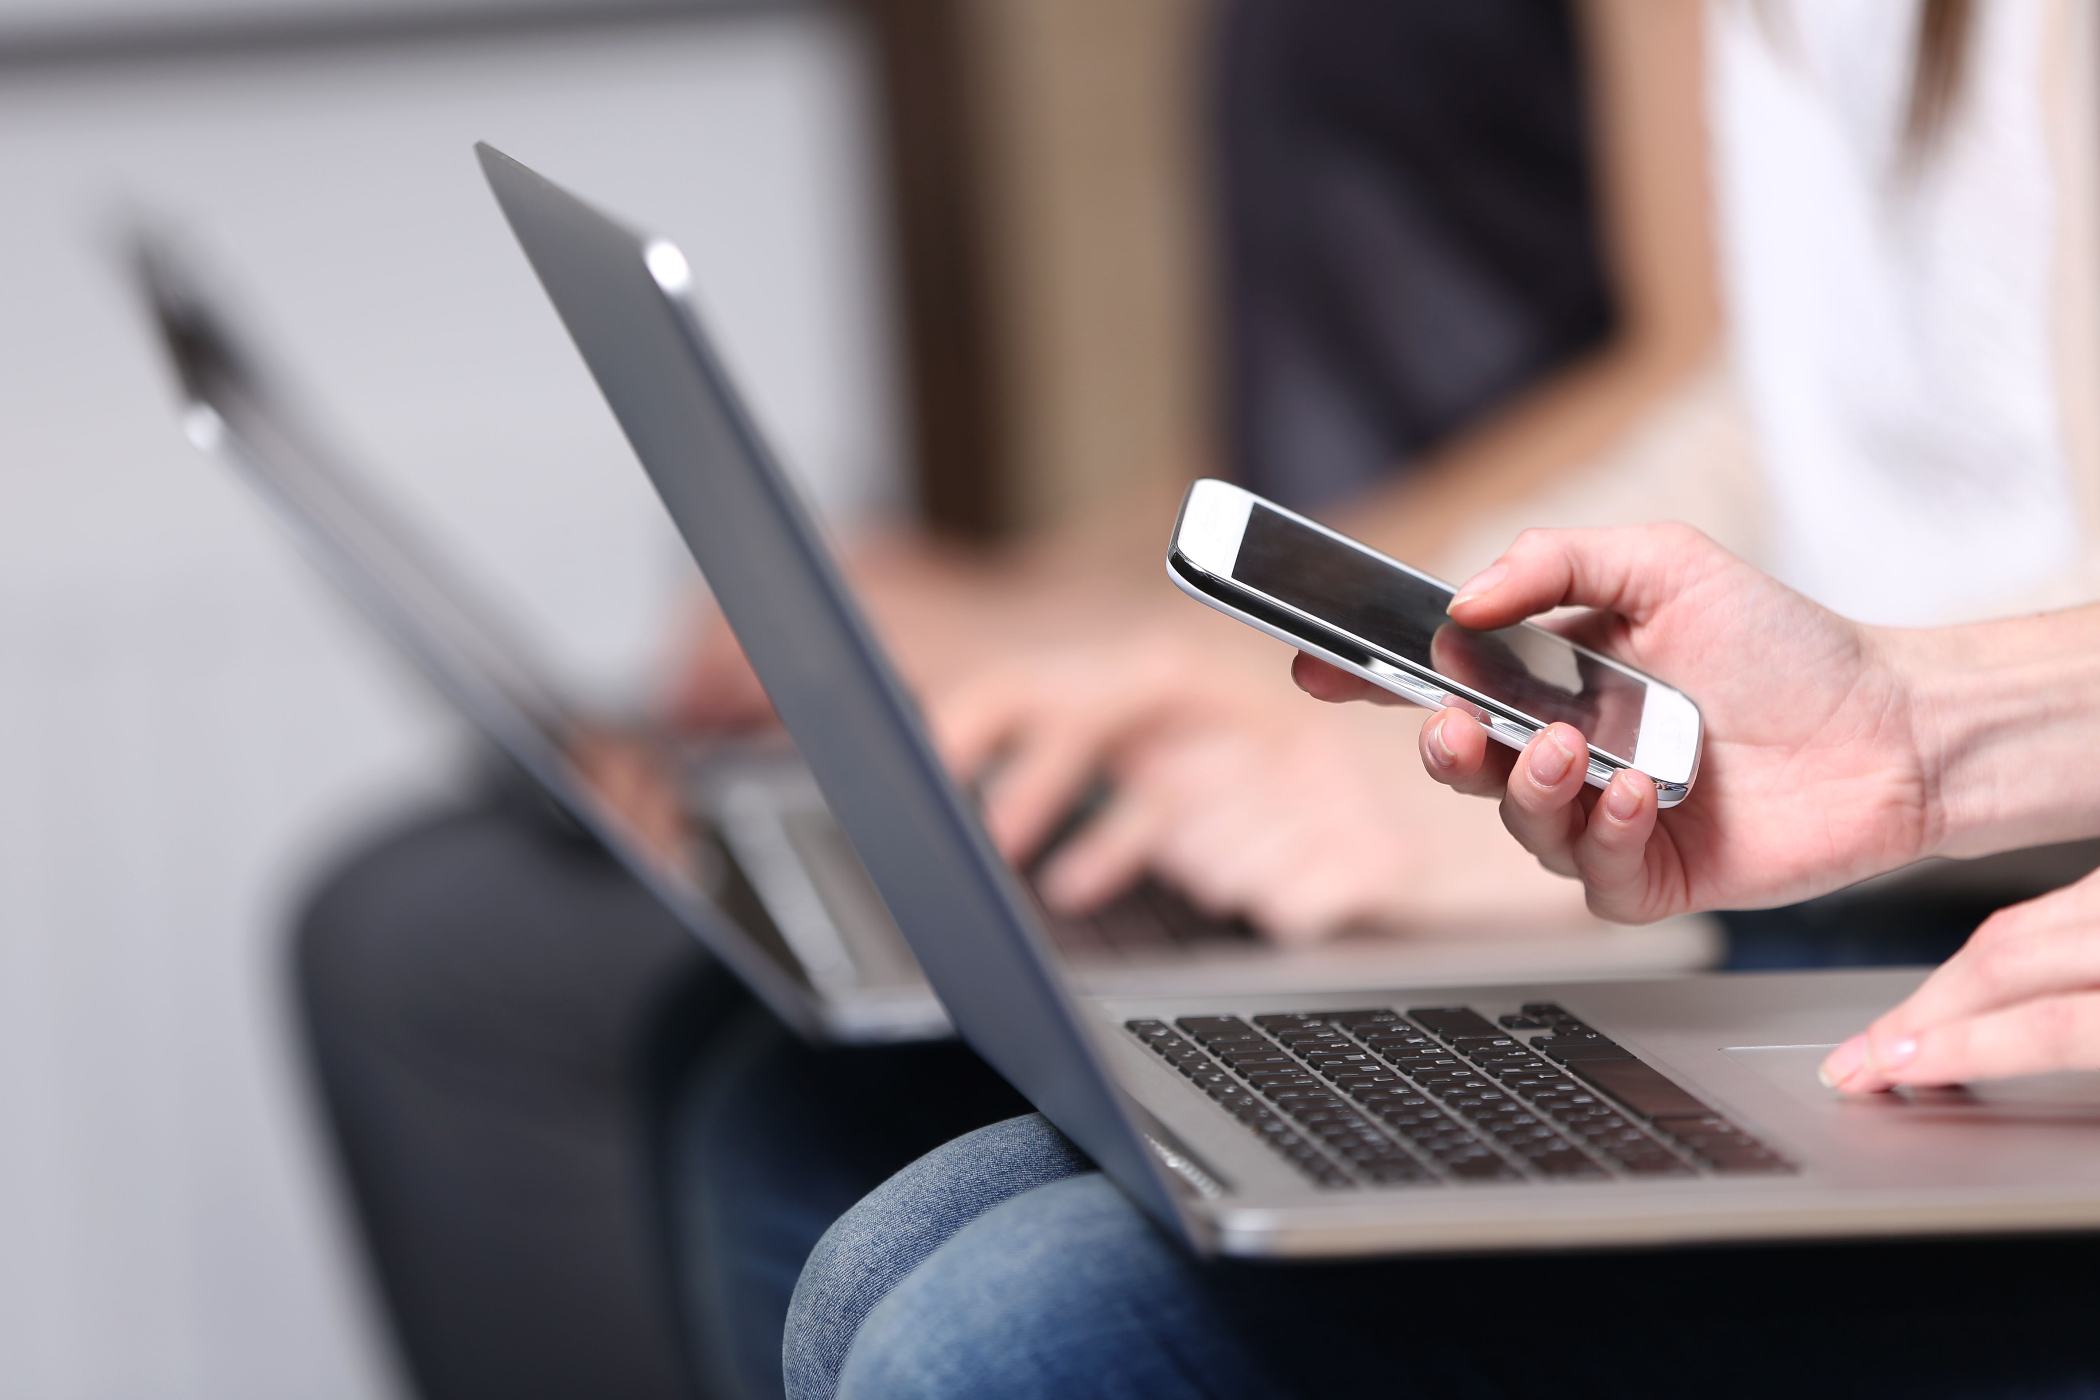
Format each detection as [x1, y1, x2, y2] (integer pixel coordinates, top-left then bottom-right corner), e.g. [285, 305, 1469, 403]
[1848, 876, 2100, 1048]
[1290, 653, 1410, 705]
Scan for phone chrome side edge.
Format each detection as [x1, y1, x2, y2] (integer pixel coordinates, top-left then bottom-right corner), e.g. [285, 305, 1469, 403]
[1166, 482, 1694, 807]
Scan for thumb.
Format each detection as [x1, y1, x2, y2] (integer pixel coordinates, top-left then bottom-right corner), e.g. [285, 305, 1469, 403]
[1446, 523, 1731, 632]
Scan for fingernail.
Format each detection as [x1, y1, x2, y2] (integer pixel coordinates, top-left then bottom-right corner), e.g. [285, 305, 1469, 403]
[1426, 713, 1457, 768]
[1818, 1035, 1866, 1089]
[1528, 731, 1576, 787]
[1448, 564, 1507, 611]
[1603, 774, 1642, 821]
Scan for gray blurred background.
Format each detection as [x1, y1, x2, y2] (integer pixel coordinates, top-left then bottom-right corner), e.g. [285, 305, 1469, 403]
[0, 0, 1209, 1391]
[0, 4, 900, 1396]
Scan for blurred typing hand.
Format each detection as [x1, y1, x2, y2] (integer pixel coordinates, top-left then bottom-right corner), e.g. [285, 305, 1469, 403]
[934, 628, 1591, 945]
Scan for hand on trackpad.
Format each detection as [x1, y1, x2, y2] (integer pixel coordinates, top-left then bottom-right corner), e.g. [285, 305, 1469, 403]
[1724, 1044, 2100, 1120]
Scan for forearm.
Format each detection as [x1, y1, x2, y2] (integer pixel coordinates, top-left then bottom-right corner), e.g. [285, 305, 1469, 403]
[1896, 606, 2100, 858]
[1330, 338, 1711, 566]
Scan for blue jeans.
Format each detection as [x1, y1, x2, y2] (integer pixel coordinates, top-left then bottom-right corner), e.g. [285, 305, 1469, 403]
[665, 1006, 1028, 1399]
[788, 1114, 2100, 1400]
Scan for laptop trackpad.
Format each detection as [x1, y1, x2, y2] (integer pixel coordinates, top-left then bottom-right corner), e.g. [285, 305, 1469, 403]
[1722, 1044, 2100, 1121]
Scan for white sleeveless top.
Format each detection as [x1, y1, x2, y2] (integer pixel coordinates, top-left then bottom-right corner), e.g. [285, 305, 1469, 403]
[1708, 0, 2098, 626]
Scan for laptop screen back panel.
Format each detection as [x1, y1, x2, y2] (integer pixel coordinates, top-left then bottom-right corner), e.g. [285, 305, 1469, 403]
[477, 143, 1196, 1244]
[135, 232, 826, 1040]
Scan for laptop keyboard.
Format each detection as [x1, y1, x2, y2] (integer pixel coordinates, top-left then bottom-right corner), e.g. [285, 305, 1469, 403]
[1048, 877, 1259, 958]
[1125, 1003, 1793, 1190]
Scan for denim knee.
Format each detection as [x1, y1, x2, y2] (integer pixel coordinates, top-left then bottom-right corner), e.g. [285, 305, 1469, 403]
[784, 1114, 1090, 1400]
[833, 1173, 1283, 1400]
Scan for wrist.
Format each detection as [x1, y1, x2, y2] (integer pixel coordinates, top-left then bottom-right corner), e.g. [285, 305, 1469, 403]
[1892, 607, 2100, 859]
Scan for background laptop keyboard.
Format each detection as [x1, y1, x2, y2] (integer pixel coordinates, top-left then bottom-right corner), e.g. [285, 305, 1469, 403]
[1125, 1003, 1793, 1190]
[1048, 876, 1258, 958]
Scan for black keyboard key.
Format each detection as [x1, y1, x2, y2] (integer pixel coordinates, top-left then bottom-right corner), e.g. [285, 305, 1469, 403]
[1533, 1038, 1633, 1062]
[1529, 1147, 1609, 1178]
[1253, 1013, 1323, 1032]
[1359, 1024, 1434, 1040]
[1566, 1057, 1712, 1119]
[1471, 1053, 1546, 1073]
[1311, 1009, 1402, 1027]
[1390, 1054, 1464, 1072]
[1702, 1146, 1795, 1173]
[1447, 1155, 1524, 1181]
[1340, 1144, 1417, 1168]
[1653, 1115, 1752, 1146]
[1218, 1057, 1293, 1083]
[1350, 1090, 1418, 1108]
[1365, 1164, 1437, 1187]
[1652, 1117, 1791, 1169]
[1499, 1014, 1546, 1030]
[1614, 1150, 1697, 1176]
[1245, 1067, 1319, 1085]
[1302, 1057, 1385, 1083]
[1409, 1007, 1503, 1040]
[1269, 1095, 1345, 1117]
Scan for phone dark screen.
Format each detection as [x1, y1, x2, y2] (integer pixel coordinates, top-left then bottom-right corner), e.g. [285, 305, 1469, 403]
[1230, 504, 1646, 758]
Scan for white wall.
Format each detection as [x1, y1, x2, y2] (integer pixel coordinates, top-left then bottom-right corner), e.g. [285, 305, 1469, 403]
[0, 10, 899, 1397]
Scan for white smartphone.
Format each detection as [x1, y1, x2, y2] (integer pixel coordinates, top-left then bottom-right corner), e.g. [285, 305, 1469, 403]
[1168, 479, 1702, 806]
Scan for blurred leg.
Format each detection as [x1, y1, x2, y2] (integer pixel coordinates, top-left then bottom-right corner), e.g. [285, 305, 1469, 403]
[669, 1015, 1031, 1400]
[293, 792, 731, 1400]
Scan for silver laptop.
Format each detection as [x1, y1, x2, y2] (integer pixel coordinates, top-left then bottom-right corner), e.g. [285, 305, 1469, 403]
[134, 229, 1717, 1049]
[482, 142, 2100, 1256]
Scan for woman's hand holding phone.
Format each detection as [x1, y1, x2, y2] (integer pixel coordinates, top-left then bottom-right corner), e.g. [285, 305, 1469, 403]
[1297, 523, 1938, 924]
[1301, 522, 2100, 1090]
